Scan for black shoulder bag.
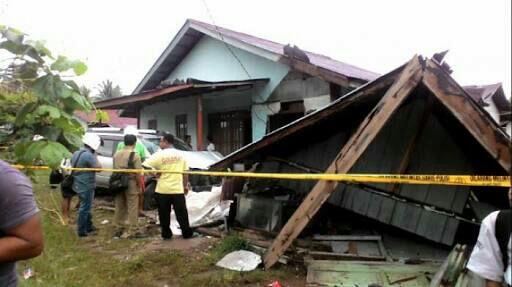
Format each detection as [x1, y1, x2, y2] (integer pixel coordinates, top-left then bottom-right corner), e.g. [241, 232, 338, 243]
[109, 152, 135, 194]
[495, 209, 511, 271]
[61, 150, 86, 193]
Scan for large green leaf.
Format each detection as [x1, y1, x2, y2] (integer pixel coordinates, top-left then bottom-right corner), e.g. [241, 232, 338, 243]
[32, 75, 54, 100]
[64, 80, 80, 93]
[54, 78, 73, 99]
[37, 105, 61, 118]
[14, 141, 30, 160]
[15, 102, 37, 127]
[24, 140, 47, 163]
[27, 40, 53, 59]
[50, 55, 87, 76]
[39, 126, 62, 141]
[73, 61, 87, 76]
[63, 131, 83, 148]
[50, 55, 71, 72]
[0, 40, 23, 54]
[40, 141, 71, 167]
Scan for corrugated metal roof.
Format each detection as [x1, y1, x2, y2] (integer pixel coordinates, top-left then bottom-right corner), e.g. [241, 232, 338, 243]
[74, 110, 136, 128]
[96, 78, 268, 110]
[463, 83, 501, 102]
[134, 19, 380, 93]
[188, 19, 380, 82]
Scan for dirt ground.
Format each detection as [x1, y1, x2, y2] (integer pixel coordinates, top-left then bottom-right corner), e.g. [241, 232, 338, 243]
[20, 183, 306, 287]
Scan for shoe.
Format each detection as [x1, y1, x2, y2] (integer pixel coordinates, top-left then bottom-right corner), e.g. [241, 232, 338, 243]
[113, 230, 123, 239]
[87, 226, 98, 233]
[182, 232, 199, 239]
[78, 233, 88, 238]
[87, 230, 98, 236]
[162, 235, 172, 241]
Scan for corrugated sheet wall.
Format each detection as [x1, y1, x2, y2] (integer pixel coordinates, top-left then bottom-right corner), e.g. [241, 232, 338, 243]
[257, 94, 474, 245]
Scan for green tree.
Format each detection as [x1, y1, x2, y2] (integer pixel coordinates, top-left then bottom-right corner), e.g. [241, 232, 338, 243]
[79, 85, 91, 99]
[0, 25, 91, 168]
[96, 79, 122, 99]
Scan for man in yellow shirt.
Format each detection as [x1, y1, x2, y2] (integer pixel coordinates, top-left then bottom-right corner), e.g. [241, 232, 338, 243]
[143, 133, 192, 239]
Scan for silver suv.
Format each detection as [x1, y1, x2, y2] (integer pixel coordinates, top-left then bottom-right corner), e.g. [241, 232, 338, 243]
[84, 128, 223, 190]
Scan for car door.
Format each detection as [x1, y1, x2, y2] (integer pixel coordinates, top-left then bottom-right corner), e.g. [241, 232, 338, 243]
[95, 137, 119, 188]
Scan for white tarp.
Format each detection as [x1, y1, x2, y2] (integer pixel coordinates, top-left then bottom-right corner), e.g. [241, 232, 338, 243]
[169, 186, 231, 235]
[215, 250, 262, 271]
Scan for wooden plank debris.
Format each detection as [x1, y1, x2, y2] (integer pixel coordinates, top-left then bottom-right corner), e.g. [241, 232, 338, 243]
[313, 235, 382, 241]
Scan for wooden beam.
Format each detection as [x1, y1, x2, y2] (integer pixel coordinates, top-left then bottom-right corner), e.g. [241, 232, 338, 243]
[280, 57, 350, 87]
[312, 235, 381, 241]
[196, 95, 204, 150]
[422, 59, 511, 172]
[263, 56, 424, 269]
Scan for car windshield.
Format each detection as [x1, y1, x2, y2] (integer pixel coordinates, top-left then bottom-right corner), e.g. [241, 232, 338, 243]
[143, 136, 192, 151]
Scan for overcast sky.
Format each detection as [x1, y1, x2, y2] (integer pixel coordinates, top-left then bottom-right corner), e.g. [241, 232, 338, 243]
[1, 0, 510, 96]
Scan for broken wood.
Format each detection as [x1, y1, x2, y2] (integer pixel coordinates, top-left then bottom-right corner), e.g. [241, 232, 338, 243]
[263, 56, 424, 269]
[308, 251, 386, 262]
[422, 59, 511, 172]
[196, 227, 223, 238]
[313, 235, 382, 241]
[377, 239, 393, 262]
[280, 57, 350, 87]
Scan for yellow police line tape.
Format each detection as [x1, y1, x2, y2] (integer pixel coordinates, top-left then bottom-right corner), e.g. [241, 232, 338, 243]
[11, 164, 511, 187]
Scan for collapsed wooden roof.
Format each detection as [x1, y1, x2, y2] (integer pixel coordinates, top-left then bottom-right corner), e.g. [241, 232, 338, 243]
[212, 56, 510, 173]
[210, 55, 510, 269]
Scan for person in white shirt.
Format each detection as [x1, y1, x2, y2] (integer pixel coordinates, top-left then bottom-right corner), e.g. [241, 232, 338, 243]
[467, 188, 511, 287]
[206, 135, 215, 152]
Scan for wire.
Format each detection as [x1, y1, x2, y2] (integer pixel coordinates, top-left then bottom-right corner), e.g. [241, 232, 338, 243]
[199, 0, 280, 126]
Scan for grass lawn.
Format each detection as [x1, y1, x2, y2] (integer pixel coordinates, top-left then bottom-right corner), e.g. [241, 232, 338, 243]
[16, 172, 305, 287]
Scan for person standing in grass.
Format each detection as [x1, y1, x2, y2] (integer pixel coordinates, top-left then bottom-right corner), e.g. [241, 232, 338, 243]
[0, 160, 44, 286]
[113, 134, 144, 238]
[72, 133, 102, 237]
[116, 127, 148, 217]
[143, 133, 193, 240]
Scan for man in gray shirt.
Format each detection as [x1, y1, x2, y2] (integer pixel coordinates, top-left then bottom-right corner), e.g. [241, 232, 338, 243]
[0, 160, 44, 286]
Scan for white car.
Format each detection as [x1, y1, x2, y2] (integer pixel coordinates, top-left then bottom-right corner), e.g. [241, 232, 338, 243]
[66, 128, 223, 191]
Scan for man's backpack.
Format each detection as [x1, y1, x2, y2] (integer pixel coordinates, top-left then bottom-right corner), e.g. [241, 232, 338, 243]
[495, 209, 511, 271]
[109, 152, 135, 194]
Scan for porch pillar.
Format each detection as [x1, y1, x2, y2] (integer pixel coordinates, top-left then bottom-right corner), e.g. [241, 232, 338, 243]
[196, 95, 204, 150]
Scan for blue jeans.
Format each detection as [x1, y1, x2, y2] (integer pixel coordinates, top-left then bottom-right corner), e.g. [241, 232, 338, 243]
[76, 187, 94, 236]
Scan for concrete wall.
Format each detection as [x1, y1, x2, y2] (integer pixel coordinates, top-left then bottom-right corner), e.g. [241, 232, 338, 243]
[140, 97, 197, 147]
[166, 36, 290, 141]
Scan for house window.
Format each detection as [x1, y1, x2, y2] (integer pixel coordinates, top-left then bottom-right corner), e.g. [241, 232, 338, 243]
[175, 114, 187, 140]
[148, 119, 157, 130]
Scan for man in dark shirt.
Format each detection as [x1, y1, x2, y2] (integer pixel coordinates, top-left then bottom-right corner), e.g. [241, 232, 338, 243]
[0, 160, 44, 286]
[72, 133, 101, 237]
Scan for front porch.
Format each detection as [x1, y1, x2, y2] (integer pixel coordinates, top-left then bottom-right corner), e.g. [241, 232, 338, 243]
[95, 79, 268, 155]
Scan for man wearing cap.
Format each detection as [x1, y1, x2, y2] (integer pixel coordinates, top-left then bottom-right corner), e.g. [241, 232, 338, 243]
[71, 133, 102, 237]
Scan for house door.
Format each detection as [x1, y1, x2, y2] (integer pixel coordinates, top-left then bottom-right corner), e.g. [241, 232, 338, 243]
[208, 111, 251, 155]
